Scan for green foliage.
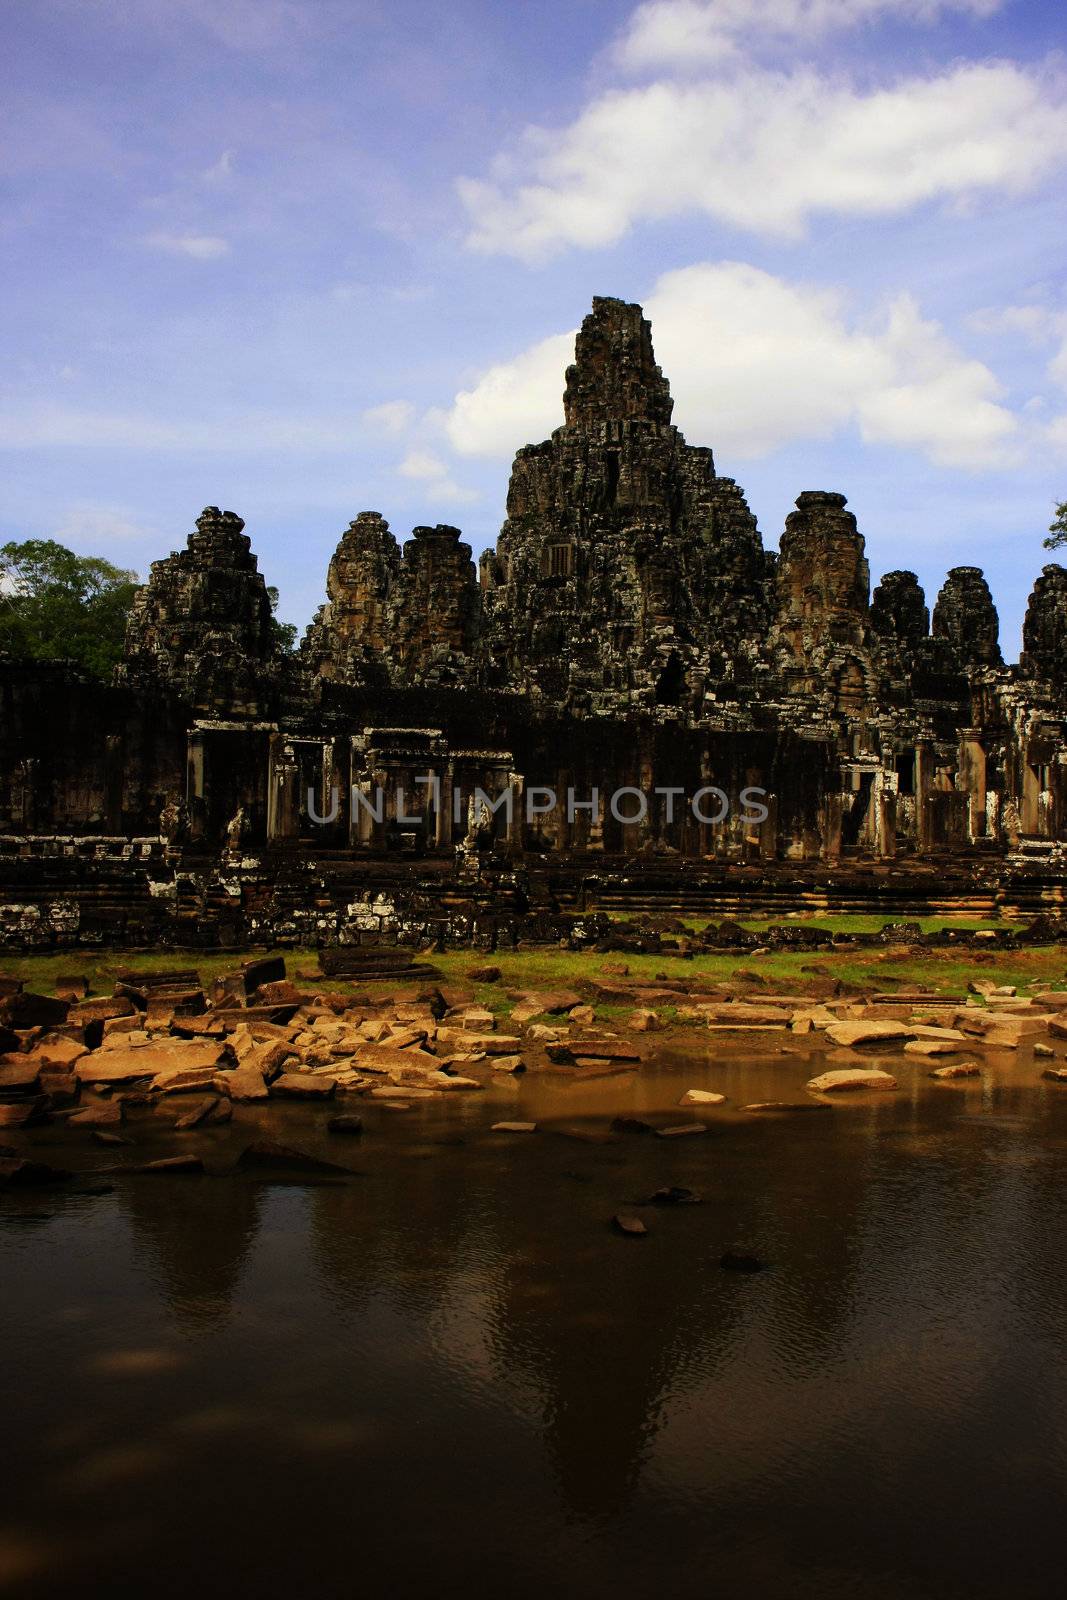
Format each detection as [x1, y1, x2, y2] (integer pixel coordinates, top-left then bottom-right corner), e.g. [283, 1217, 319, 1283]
[0, 538, 139, 677]
[1043, 500, 1067, 551]
[266, 584, 298, 656]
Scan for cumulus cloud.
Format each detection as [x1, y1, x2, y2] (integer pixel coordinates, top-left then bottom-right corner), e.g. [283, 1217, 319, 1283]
[444, 261, 1020, 470]
[398, 449, 479, 505]
[969, 300, 1067, 452]
[614, 0, 1004, 73]
[142, 231, 231, 260]
[362, 400, 415, 437]
[444, 332, 576, 460]
[460, 59, 1067, 261]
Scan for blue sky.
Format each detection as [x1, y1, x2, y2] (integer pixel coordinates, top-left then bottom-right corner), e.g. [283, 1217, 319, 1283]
[2, 0, 1066, 652]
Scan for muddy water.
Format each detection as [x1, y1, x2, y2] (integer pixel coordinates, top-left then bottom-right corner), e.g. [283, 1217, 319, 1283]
[3, 1036, 1067, 1599]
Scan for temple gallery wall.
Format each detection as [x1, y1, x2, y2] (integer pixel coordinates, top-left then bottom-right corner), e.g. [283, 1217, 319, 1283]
[4, 296, 1067, 946]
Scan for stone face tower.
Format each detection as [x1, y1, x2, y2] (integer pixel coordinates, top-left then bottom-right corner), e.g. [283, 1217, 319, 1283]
[301, 512, 401, 685]
[1021, 564, 1067, 686]
[478, 295, 770, 711]
[121, 506, 278, 714]
[870, 570, 929, 653]
[932, 567, 1002, 668]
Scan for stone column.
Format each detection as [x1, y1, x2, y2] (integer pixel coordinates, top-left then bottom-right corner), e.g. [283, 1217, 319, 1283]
[914, 743, 934, 852]
[957, 731, 987, 842]
[186, 731, 206, 840]
[267, 735, 298, 841]
[1021, 744, 1041, 836]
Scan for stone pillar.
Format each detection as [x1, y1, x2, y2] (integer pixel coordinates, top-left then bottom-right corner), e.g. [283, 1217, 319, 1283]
[914, 743, 934, 852]
[267, 736, 299, 841]
[507, 771, 525, 853]
[822, 794, 842, 862]
[957, 731, 987, 842]
[1021, 746, 1041, 835]
[186, 731, 206, 840]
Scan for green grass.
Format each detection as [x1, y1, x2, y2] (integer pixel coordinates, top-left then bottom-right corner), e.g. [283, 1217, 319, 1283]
[5, 937, 1064, 1012]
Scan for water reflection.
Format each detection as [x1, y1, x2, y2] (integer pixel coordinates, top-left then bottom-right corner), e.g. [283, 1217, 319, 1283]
[2, 1045, 1067, 1597]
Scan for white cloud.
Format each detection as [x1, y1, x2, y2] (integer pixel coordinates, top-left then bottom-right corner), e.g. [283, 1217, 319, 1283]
[142, 230, 231, 260]
[443, 261, 1020, 470]
[969, 300, 1067, 453]
[444, 331, 575, 459]
[614, 0, 1004, 73]
[362, 400, 415, 437]
[460, 61, 1067, 261]
[398, 449, 479, 505]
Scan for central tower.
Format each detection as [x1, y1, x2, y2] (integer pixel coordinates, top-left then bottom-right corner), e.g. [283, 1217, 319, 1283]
[478, 296, 770, 713]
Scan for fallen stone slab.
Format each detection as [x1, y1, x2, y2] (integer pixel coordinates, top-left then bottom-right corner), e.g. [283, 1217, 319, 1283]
[679, 1089, 726, 1106]
[545, 1039, 641, 1064]
[492, 1121, 537, 1133]
[508, 988, 584, 1016]
[612, 1213, 648, 1236]
[69, 1101, 124, 1127]
[930, 1063, 982, 1079]
[173, 1096, 219, 1130]
[23, 1036, 88, 1072]
[69, 997, 138, 1026]
[904, 1039, 965, 1057]
[150, 1067, 221, 1095]
[1041, 1067, 1067, 1083]
[824, 1022, 913, 1048]
[0, 1057, 42, 1092]
[1, 991, 70, 1030]
[806, 1068, 898, 1093]
[957, 1012, 1054, 1040]
[77, 1043, 223, 1085]
[270, 1072, 336, 1099]
[0, 1097, 49, 1127]
[654, 1123, 708, 1139]
[425, 1072, 482, 1091]
[701, 1003, 793, 1026]
[215, 1066, 268, 1101]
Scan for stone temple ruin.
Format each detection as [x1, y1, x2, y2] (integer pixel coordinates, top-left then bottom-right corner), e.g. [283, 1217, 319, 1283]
[3, 295, 1067, 946]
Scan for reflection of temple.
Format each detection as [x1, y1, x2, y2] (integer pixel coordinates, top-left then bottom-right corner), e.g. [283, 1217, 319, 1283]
[4, 296, 1067, 937]
[121, 1162, 264, 1330]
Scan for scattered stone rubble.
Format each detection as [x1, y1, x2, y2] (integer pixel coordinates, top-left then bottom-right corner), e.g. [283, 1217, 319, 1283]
[5, 951, 1067, 1179]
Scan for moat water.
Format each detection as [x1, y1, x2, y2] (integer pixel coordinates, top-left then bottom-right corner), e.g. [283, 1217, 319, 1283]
[3, 1039, 1067, 1599]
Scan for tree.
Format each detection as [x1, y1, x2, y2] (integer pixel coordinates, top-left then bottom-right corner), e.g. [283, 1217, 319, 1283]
[266, 585, 298, 655]
[0, 539, 139, 677]
[1043, 500, 1067, 551]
